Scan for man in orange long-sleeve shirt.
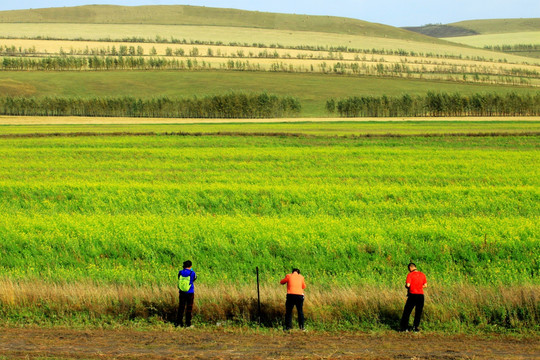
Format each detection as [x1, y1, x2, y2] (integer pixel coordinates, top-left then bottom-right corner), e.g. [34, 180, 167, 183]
[280, 268, 306, 331]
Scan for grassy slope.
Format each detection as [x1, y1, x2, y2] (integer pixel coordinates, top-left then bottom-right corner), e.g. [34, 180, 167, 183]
[1, 71, 538, 117]
[0, 4, 440, 43]
[406, 18, 540, 38]
[450, 18, 540, 35]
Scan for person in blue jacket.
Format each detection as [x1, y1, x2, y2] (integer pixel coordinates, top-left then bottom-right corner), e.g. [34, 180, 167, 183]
[175, 260, 197, 327]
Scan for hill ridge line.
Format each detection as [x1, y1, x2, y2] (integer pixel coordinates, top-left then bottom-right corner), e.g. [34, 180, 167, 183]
[0, 4, 447, 44]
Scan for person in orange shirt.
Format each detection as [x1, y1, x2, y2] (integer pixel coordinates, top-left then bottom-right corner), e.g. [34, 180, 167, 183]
[400, 262, 427, 332]
[280, 268, 306, 331]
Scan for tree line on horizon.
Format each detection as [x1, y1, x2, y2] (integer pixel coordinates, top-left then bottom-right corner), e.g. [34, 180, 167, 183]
[0, 93, 301, 118]
[327, 92, 540, 117]
[1, 92, 537, 118]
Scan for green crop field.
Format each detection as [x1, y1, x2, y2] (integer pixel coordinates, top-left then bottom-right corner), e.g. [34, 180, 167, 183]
[5, 133, 536, 286]
[0, 131, 538, 329]
[1, 120, 539, 135]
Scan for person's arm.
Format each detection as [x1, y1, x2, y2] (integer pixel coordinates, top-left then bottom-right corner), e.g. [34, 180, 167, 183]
[192, 271, 197, 283]
[280, 274, 289, 285]
[405, 273, 412, 288]
[302, 277, 306, 289]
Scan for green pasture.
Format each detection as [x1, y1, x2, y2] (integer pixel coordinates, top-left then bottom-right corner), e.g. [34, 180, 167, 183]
[1, 121, 539, 136]
[0, 134, 538, 288]
[1, 71, 539, 117]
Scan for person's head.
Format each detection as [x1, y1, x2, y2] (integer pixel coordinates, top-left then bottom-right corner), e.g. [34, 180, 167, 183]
[408, 262, 417, 272]
[183, 260, 192, 269]
[292, 268, 300, 274]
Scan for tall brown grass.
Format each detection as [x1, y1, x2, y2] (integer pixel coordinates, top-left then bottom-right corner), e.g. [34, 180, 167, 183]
[0, 280, 537, 331]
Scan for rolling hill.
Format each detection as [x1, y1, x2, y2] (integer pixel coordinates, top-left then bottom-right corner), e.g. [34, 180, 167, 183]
[450, 18, 540, 35]
[404, 18, 540, 38]
[405, 18, 540, 59]
[0, 4, 444, 43]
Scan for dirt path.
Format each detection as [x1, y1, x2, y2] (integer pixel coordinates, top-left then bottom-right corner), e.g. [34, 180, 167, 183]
[1, 116, 539, 125]
[0, 328, 538, 359]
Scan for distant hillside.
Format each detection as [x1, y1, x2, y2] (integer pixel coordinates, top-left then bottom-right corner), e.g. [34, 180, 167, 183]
[0, 4, 444, 43]
[405, 18, 540, 38]
[403, 24, 478, 38]
[451, 18, 540, 35]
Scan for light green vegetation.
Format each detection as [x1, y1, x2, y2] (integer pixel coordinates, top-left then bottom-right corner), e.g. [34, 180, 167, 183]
[444, 32, 540, 47]
[0, 134, 538, 288]
[1, 121, 539, 136]
[1, 71, 538, 117]
[449, 18, 540, 35]
[0, 4, 443, 42]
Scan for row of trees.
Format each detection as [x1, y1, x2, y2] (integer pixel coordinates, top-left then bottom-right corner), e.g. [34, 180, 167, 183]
[484, 44, 540, 52]
[1, 36, 514, 64]
[328, 92, 540, 117]
[1, 56, 534, 84]
[0, 93, 301, 118]
[0, 56, 211, 71]
[0, 45, 37, 55]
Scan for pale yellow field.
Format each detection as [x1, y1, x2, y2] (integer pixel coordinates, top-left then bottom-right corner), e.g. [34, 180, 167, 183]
[4, 38, 540, 69]
[1, 23, 537, 64]
[2, 39, 539, 86]
[1, 115, 539, 125]
[444, 31, 540, 47]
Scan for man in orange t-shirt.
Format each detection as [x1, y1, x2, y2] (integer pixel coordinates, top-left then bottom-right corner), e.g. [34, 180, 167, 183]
[400, 262, 427, 332]
[280, 268, 306, 330]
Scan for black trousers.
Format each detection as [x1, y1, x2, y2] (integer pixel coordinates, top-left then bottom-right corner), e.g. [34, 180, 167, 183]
[285, 294, 305, 330]
[400, 294, 424, 330]
[176, 292, 194, 327]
